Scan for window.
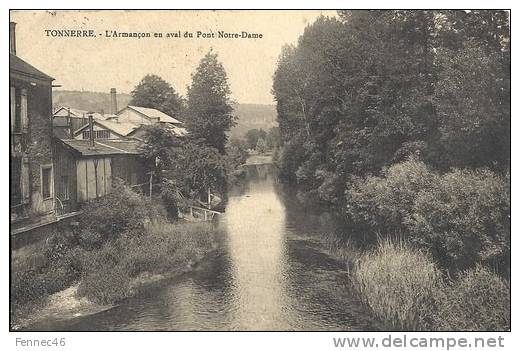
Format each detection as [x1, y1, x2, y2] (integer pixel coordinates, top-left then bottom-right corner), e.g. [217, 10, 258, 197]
[82, 130, 110, 140]
[10, 87, 27, 133]
[13, 88, 21, 132]
[11, 157, 22, 205]
[41, 165, 53, 199]
[60, 175, 70, 200]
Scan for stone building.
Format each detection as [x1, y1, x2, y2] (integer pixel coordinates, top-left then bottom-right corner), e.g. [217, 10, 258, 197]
[10, 21, 57, 234]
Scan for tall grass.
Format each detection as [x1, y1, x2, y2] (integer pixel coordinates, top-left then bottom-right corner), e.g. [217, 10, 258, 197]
[351, 238, 443, 330]
[350, 239, 511, 331]
[77, 221, 219, 304]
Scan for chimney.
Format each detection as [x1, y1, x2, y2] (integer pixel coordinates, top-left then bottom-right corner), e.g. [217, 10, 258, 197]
[9, 22, 16, 55]
[88, 113, 95, 148]
[110, 88, 118, 115]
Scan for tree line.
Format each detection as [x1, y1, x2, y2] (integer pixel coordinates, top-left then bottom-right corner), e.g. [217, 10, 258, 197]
[272, 11, 510, 273]
[131, 50, 241, 211]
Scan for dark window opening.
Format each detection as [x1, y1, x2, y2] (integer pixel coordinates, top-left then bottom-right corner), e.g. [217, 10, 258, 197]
[42, 166, 52, 199]
[13, 88, 21, 132]
[11, 157, 22, 205]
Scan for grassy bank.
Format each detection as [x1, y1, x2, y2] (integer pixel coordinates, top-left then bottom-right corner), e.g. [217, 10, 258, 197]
[78, 221, 218, 304]
[11, 182, 220, 327]
[349, 239, 510, 331]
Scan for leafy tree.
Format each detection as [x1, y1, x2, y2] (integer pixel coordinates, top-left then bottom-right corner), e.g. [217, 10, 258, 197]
[140, 125, 227, 201]
[185, 50, 236, 153]
[266, 127, 280, 149]
[130, 74, 185, 117]
[244, 128, 267, 149]
[138, 124, 182, 180]
[256, 138, 268, 154]
[226, 138, 248, 168]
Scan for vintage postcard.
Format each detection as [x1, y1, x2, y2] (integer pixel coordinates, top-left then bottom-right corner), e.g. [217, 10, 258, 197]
[9, 9, 510, 339]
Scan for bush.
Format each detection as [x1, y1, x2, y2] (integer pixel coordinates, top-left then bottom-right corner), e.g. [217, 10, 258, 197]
[11, 270, 48, 305]
[78, 265, 132, 305]
[76, 221, 218, 304]
[352, 239, 443, 330]
[160, 180, 180, 221]
[345, 159, 436, 237]
[408, 169, 510, 270]
[78, 180, 165, 244]
[351, 240, 510, 331]
[440, 265, 510, 331]
[344, 160, 510, 272]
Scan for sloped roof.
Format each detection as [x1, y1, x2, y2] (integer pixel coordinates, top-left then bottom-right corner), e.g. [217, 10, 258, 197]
[98, 120, 139, 136]
[10, 53, 53, 81]
[59, 139, 141, 156]
[74, 119, 139, 137]
[53, 107, 108, 120]
[127, 105, 182, 124]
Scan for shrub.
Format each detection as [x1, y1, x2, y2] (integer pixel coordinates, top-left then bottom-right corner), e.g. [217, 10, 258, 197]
[160, 180, 180, 221]
[352, 239, 444, 330]
[11, 270, 48, 305]
[440, 266, 510, 331]
[77, 265, 132, 305]
[407, 169, 510, 270]
[78, 180, 164, 243]
[345, 159, 436, 237]
[76, 221, 218, 304]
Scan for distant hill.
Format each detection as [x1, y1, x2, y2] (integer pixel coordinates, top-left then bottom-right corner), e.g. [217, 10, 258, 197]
[52, 90, 277, 138]
[52, 90, 132, 114]
[230, 103, 278, 139]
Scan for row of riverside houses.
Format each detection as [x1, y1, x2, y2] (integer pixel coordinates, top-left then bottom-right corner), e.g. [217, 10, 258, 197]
[10, 21, 187, 238]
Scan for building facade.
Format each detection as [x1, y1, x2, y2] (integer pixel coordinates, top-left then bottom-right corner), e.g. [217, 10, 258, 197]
[10, 22, 57, 233]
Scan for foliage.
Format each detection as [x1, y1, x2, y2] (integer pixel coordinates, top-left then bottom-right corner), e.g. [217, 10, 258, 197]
[160, 179, 180, 221]
[226, 138, 248, 167]
[351, 240, 510, 331]
[77, 222, 218, 304]
[265, 127, 281, 150]
[130, 74, 185, 117]
[164, 141, 227, 199]
[344, 159, 436, 236]
[352, 239, 443, 330]
[185, 50, 236, 153]
[408, 169, 510, 271]
[256, 138, 268, 153]
[244, 128, 267, 149]
[273, 10, 510, 206]
[440, 265, 510, 331]
[138, 124, 183, 176]
[77, 180, 165, 245]
[344, 159, 510, 273]
[140, 124, 228, 200]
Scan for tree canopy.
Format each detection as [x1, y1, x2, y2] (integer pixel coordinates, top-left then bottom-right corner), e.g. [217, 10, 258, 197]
[273, 11, 510, 207]
[185, 51, 236, 153]
[130, 74, 185, 118]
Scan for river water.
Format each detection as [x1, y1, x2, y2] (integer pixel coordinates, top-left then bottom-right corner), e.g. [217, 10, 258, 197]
[27, 164, 376, 331]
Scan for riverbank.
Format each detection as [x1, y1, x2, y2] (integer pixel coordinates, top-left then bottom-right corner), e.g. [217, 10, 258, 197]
[322, 234, 510, 331]
[10, 182, 221, 330]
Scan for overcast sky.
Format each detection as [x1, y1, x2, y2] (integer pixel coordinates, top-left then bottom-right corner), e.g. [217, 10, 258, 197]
[11, 10, 336, 105]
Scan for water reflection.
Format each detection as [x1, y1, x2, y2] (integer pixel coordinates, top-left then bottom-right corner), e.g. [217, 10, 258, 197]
[26, 163, 376, 331]
[222, 167, 288, 329]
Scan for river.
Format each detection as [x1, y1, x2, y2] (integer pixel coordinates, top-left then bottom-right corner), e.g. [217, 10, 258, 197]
[26, 163, 377, 331]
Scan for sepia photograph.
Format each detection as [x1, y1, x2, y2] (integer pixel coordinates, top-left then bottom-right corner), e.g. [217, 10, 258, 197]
[9, 9, 510, 335]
